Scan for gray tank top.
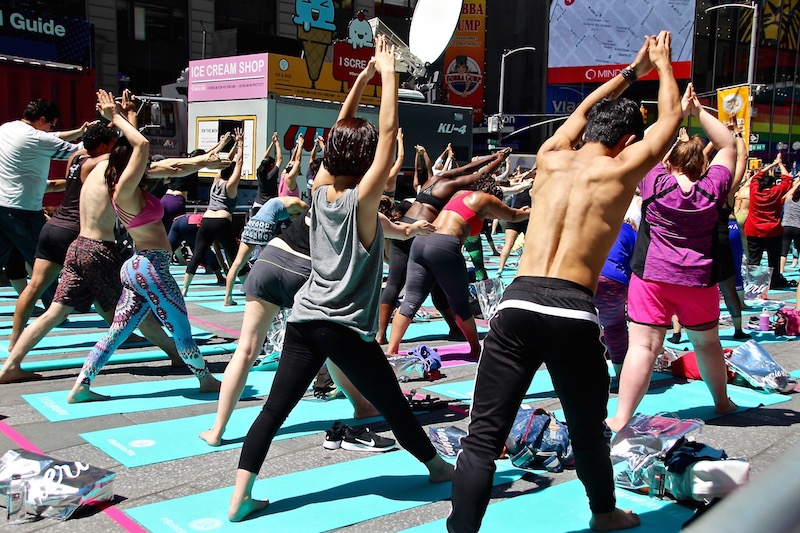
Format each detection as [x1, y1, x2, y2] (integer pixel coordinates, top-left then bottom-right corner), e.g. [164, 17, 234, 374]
[290, 185, 384, 341]
[784, 195, 800, 229]
[208, 179, 238, 212]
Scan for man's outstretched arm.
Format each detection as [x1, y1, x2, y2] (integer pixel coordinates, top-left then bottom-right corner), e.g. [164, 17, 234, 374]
[539, 36, 655, 154]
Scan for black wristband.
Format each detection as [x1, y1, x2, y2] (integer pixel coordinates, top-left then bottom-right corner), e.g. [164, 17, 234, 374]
[621, 66, 637, 84]
[735, 132, 744, 138]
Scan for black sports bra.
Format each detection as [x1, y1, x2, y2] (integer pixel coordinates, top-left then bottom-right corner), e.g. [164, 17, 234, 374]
[415, 191, 446, 212]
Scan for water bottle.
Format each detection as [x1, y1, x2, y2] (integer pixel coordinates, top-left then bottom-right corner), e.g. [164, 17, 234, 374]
[5, 474, 29, 524]
[759, 308, 770, 332]
[793, 160, 797, 178]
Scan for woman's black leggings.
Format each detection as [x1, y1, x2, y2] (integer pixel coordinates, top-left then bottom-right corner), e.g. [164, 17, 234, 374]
[381, 237, 451, 313]
[186, 217, 245, 275]
[238, 320, 437, 473]
[399, 234, 473, 321]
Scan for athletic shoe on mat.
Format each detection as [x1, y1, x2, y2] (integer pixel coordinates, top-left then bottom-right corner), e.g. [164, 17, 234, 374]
[341, 426, 396, 453]
[323, 421, 348, 450]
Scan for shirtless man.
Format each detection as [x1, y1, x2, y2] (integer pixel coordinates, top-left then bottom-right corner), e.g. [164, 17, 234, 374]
[447, 32, 683, 532]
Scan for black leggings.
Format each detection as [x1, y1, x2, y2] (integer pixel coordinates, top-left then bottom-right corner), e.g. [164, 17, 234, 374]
[238, 320, 437, 473]
[448, 277, 614, 532]
[782, 226, 800, 257]
[747, 234, 783, 285]
[399, 234, 472, 321]
[186, 217, 242, 275]
[381, 236, 452, 314]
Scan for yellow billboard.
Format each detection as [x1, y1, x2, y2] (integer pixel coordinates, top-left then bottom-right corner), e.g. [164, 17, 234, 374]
[717, 85, 750, 148]
[267, 54, 386, 106]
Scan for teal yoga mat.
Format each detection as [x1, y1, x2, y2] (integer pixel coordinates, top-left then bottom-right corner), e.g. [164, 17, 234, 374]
[598, 381, 791, 424]
[195, 300, 246, 313]
[0, 314, 109, 335]
[400, 478, 693, 533]
[664, 326, 792, 351]
[125, 453, 525, 533]
[20, 342, 238, 373]
[388, 319, 489, 342]
[0, 325, 215, 359]
[424, 362, 672, 403]
[23, 371, 275, 422]
[81, 396, 377, 468]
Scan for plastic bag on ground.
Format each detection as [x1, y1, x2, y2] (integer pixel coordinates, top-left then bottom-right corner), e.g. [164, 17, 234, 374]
[726, 339, 795, 393]
[611, 413, 704, 492]
[0, 449, 115, 520]
[388, 345, 442, 382]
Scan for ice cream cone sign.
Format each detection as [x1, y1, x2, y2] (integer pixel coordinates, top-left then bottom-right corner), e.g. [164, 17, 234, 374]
[294, 0, 337, 88]
[347, 12, 374, 49]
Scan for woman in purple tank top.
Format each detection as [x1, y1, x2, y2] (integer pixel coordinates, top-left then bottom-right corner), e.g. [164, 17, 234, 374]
[608, 85, 739, 432]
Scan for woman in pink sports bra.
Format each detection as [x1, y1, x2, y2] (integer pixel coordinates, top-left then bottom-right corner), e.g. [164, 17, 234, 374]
[67, 90, 220, 403]
[387, 175, 530, 358]
[278, 133, 303, 197]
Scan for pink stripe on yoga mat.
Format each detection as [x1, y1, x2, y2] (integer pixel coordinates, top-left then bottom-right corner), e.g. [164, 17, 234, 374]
[188, 315, 240, 337]
[0, 421, 147, 533]
[0, 420, 42, 453]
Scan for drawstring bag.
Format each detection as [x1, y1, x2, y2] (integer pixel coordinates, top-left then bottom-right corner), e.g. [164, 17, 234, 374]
[775, 307, 800, 336]
[428, 426, 467, 457]
[503, 406, 574, 472]
[725, 339, 795, 393]
[744, 265, 772, 304]
[388, 345, 442, 382]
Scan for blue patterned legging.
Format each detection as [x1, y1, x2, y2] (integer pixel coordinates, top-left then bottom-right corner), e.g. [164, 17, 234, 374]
[77, 249, 210, 385]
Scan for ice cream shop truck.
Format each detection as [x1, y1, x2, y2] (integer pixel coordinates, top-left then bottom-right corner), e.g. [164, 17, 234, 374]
[185, 51, 473, 203]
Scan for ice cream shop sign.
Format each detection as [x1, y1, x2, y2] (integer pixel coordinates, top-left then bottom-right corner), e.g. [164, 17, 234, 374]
[188, 52, 387, 106]
[188, 54, 268, 102]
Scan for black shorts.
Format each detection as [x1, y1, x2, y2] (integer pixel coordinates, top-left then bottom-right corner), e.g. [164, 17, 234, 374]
[241, 246, 311, 307]
[505, 220, 528, 234]
[716, 238, 736, 281]
[35, 223, 79, 265]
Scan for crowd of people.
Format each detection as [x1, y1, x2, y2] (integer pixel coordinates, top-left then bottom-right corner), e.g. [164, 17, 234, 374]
[0, 29, 799, 532]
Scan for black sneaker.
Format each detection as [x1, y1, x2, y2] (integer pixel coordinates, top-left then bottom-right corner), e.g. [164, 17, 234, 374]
[340, 426, 396, 453]
[323, 421, 348, 450]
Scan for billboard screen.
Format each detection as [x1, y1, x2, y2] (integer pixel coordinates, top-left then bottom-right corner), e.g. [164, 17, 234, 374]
[548, 0, 695, 84]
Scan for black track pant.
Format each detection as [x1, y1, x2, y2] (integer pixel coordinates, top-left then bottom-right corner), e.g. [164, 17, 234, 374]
[447, 277, 614, 532]
[381, 236, 452, 314]
[238, 320, 437, 473]
[747, 234, 784, 286]
[186, 217, 246, 275]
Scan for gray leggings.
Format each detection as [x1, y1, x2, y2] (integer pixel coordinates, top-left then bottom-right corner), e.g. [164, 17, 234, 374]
[399, 233, 472, 321]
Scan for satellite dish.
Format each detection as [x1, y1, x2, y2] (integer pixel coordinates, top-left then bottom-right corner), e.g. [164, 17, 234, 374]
[409, 0, 463, 65]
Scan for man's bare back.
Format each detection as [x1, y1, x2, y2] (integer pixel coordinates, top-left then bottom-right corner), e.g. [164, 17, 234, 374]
[79, 160, 117, 242]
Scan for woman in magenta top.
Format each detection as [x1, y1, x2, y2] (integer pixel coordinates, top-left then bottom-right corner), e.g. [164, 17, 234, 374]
[67, 90, 219, 403]
[608, 85, 738, 432]
[387, 175, 529, 358]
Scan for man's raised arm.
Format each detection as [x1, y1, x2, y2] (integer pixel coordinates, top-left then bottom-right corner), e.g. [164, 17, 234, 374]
[539, 36, 655, 154]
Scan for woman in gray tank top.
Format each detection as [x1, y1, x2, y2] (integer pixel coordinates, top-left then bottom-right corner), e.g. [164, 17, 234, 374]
[228, 37, 453, 522]
[182, 128, 244, 296]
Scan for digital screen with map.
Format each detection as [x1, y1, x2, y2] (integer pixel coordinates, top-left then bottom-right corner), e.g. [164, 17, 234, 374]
[548, 0, 696, 84]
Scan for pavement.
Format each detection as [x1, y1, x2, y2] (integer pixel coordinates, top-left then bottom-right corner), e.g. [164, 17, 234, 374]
[1, 253, 799, 532]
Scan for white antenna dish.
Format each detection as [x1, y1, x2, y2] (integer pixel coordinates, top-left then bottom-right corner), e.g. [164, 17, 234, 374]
[409, 0, 463, 65]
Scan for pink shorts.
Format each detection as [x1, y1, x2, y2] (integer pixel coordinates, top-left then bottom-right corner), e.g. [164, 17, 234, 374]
[627, 274, 720, 331]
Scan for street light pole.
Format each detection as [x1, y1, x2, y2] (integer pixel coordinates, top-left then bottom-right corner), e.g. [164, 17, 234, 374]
[492, 46, 536, 147]
[705, 2, 758, 139]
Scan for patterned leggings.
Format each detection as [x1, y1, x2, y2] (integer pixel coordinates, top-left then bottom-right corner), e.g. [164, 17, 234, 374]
[77, 249, 210, 385]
